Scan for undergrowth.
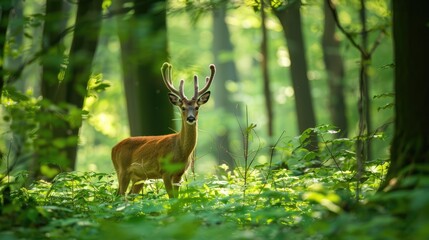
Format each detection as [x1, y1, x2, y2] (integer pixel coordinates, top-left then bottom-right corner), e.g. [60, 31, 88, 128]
[1, 125, 428, 239]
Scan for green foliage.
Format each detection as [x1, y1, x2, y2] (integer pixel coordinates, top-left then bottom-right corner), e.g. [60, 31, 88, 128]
[1, 130, 426, 240]
[0, 169, 421, 239]
[0, 0, 409, 239]
[87, 74, 111, 99]
[0, 83, 107, 174]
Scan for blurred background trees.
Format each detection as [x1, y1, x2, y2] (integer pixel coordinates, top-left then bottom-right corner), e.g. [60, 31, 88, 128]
[114, 0, 174, 137]
[0, 0, 394, 180]
[212, 3, 239, 167]
[273, 0, 319, 155]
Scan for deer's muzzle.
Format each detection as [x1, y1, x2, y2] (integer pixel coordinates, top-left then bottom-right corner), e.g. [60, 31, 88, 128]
[186, 116, 196, 124]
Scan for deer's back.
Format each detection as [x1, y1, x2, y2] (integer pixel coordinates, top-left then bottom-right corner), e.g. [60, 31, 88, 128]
[111, 135, 178, 178]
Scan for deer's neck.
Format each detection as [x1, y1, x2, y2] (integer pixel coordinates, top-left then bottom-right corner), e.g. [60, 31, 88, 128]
[178, 121, 198, 156]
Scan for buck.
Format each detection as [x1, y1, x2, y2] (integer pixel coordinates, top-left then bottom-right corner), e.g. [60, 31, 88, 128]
[111, 63, 215, 198]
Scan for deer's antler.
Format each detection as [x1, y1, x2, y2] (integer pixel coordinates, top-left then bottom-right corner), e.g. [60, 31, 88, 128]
[161, 62, 185, 99]
[192, 64, 216, 100]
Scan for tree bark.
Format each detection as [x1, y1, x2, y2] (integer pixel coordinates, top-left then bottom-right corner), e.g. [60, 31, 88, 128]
[40, 0, 65, 101]
[0, 0, 12, 98]
[115, 0, 173, 137]
[59, 0, 103, 170]
[379, 0, 429, 191]
[212, 4, 239, 168]
[322, 0, 348, 138]
[273, 1, 319, 153]
[355, 0, 371, 197]
[260, 0, 274, 138]
[30, 0, 66, 180]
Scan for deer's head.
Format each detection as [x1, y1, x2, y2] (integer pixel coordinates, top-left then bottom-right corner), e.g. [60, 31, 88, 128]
[161, 63, 215, 125]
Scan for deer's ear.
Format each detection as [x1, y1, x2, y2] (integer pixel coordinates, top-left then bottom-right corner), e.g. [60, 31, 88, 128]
[197, 91, 211, 105]
[168, 93, 182, 106]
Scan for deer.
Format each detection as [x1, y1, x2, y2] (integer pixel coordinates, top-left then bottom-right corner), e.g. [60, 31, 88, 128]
[111, 63, 215, 198]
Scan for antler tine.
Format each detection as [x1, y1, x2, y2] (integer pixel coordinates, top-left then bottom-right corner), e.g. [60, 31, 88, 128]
[161, 62, 182, 97]
[192, 75, 199, 100]
[179, 79, 186, 99]
[197, 64, 215, 96]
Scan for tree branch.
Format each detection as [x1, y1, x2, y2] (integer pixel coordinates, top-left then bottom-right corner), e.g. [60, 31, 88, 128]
[326, 0, 367, 57]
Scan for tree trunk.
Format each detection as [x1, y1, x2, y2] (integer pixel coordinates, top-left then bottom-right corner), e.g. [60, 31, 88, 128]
[115, 0, 173, 137]
[355, 0, 372, 197]
[31, 0, 66, 180]
[212, 4, 239, 168]
[0, 0, 12, 98]
[59, 0, 103, 170]
[260, 0, 274, 138]
[5, 0, 23, 83]
[40, 0, 65, 101]
[322, 0, 348, 138]
[273, 1, 319, 153]
[379, 0, 429, 191]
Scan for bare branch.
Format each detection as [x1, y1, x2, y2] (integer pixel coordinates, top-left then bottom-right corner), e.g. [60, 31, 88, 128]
[326, 0, 367, 57]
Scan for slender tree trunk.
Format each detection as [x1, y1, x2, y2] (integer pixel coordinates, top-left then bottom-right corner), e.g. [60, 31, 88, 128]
[115, 0, 173, 137]
[0, 0, 12, 98]
[356, 0, 371, 198]
[379, 0, 429, 191]
[6, 0, 23, 82]
[30, 0, 66, 180]
[322, 0, 348, 138]
[325, 0, 384, 198]
[260, 0, 274, 138]
[273, 1, 319, 153]
[41, 0, 65, 101]
[212, 4, 239, 168]
[59, 0, 103, 170]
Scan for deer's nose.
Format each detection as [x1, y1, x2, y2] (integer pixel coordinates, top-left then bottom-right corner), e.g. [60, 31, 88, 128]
[187, 116, 196, 123]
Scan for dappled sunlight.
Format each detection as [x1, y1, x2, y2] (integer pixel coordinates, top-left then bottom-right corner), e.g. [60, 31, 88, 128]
[89, 113, 118, 138]
[276, 46, 291, 67]
[275, 86, 294, 104]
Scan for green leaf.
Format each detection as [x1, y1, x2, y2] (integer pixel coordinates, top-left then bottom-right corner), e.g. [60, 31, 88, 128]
[2, 86, 30, 102]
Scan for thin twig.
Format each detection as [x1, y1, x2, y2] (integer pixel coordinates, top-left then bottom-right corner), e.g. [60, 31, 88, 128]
[326, 0, 367, 57]
[253, 130, 286, 210]
[320, 134, 344, 173]
[369, 30, 386, 56]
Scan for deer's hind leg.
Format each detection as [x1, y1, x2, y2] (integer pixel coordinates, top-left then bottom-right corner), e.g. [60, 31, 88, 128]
[117, 170, 131, 195]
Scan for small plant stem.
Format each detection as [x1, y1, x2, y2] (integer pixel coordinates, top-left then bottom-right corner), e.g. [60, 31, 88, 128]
[243, 106, 249, 200]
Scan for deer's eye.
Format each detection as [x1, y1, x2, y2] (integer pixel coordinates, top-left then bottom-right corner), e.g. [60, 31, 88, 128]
[195, 106, 199, 110]
[181, 107, 186, 111]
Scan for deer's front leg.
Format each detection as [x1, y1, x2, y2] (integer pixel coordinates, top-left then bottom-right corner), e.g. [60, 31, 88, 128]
[162, 174, 174, 198]
[171, 175, 182, 198]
